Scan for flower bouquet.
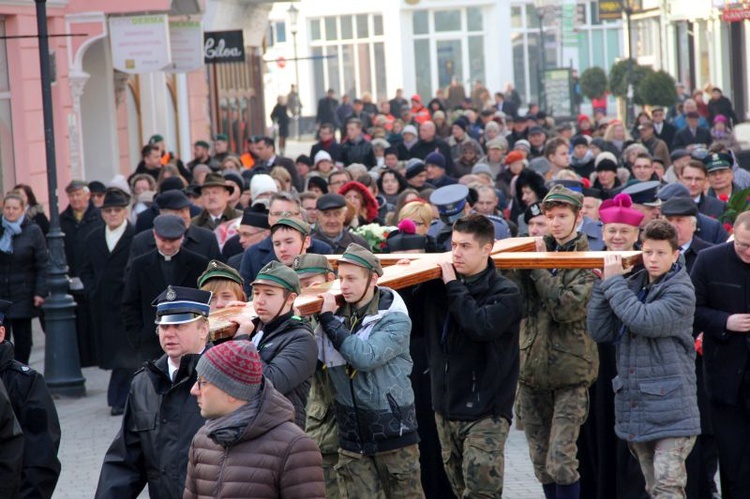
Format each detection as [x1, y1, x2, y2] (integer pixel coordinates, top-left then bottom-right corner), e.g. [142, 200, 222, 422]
[718, 187, 750, 234]
[353, 223, 397, 253]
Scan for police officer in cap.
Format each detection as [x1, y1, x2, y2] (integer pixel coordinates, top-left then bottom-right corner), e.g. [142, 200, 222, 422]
[621, 180, 662, 229]
[96, 286, 213, 499]
[428, 184, 511, 251]
[0, 299, 61, 498]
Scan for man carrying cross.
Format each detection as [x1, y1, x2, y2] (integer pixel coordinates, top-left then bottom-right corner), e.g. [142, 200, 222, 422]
[514, 184, 598, 499]
[407, 213, 522, 497]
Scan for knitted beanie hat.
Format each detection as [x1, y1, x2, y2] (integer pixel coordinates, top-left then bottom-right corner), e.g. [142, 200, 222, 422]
[196, 340, 263, 401]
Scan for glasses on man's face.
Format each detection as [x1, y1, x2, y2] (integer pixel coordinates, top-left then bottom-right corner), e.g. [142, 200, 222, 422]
[196, 377, 212, 390]
[269, 211, 301, 218]
[735, 240, 750, 252]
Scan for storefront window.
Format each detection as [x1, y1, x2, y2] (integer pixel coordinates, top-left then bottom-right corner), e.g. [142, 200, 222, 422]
[434, 10, 461, 32]
[414, 39, 432, 100]
[413, 10, 428, 35]
[467, 7, 483, 31]
[341, 16, 353, 40]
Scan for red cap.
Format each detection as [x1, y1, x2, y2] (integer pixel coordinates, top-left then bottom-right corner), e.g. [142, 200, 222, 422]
[505, 150, 527, 165]
[411, 94, 422, 103]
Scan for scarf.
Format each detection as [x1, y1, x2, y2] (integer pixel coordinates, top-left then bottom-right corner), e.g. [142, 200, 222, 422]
[0, 216, 23, 254]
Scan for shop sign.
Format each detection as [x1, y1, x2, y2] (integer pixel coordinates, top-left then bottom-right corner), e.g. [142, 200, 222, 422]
[204, 30, 245, 64]
[166, 20, 204, 73]
[109, 15, 171, 74]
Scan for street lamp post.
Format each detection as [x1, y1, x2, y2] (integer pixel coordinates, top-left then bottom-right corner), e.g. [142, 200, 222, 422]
[534, 0, 547, 112]
[35, 0, 85, 397]
[624, 1, 635, 127]
[288, 3, 301, 140]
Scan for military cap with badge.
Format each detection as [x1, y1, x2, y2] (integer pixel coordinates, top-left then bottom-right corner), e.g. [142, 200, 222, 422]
[152, 286, 212, 325]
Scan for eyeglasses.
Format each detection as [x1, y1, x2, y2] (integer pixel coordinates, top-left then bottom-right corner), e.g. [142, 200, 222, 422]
[735, 240, 750, 251]
[196, 377, 212, 389]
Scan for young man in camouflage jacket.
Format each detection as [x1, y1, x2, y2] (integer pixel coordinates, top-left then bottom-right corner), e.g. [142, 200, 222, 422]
[514, 184, 598, 499]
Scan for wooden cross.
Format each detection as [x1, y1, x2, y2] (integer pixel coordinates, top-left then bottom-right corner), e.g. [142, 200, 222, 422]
[209, 237, 641, 340]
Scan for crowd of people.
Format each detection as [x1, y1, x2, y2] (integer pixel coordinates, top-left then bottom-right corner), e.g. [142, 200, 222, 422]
[0, 79, 748, 498]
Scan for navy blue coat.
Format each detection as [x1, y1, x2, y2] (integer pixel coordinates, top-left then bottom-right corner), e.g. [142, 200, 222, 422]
[239, 236, 333, 295]
[0, 218, 48, 319]
[691, 242, 750, 406]
[696, 213, 728, 244]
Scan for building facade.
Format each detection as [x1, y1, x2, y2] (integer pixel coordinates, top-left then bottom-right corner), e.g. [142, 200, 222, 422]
[0, 0, 275, 211]
[263, 0, 624, 125]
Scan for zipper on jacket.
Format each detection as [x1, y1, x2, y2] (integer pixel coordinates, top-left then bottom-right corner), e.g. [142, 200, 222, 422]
[386, 393, 406, 437]
[348, 378, 365, 454]
[471, 371, 477, 396]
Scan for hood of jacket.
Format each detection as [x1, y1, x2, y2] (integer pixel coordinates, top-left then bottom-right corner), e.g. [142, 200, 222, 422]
[360, 286, 409, 328]
[207, 379, 295, 447]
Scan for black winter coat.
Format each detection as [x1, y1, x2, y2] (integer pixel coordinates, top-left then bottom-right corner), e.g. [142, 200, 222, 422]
[311, 140, 342, 164]
[126, 225, 221, 274]
[672, 126, 713, 150]
[409, 138, 455, 177]
[0, 378, 23, 498]
[122, 249, 209, 362]
[0, 217, 48, 319]
[409, 260, 522, 422]
[95, 352, 206, 499]
[691, 242, 750, 406]
[340, 137, 376, 168]
[59, 201, 102, 277]
[80, 223, 139, 370]
[0, 341, 61, 499]
[249, 311, 317, 428]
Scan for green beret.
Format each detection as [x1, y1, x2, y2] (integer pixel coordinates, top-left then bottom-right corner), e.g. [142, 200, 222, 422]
[251, 261, 301, 294]
[214, 133, 228, 142]
[195, 140, 210, 149]
[339, 243, 383, 277]
[149, 134, 164, 145]
[198, 260, 244, 288]
[272, 217, 310, 236]
[542, 184, 583, 209]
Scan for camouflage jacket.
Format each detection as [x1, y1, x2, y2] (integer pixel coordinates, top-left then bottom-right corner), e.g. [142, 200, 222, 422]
[516, 233, 598, 390]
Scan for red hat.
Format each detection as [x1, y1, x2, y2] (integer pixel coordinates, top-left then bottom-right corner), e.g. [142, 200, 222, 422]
[196, 340, 263, 401]
[410, 94, 422, 103]
[339, 181, 380, 222]
[505, 150, 527, 165]
[577, 114, 591, 124]
[599, 193, 644, 227]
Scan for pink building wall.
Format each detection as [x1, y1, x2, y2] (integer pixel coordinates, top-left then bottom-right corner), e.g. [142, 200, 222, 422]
[0, 0, 211, 211]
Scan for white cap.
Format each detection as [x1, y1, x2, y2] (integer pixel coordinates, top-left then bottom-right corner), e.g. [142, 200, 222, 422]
[250, 174, 278, 201]
[403, 125, 418, 136]
[108, 174, 131, 195]
[314, 150, 332, 165]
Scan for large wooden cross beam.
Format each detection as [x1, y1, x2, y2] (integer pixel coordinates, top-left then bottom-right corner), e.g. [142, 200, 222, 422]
[209, 237, 641, 340]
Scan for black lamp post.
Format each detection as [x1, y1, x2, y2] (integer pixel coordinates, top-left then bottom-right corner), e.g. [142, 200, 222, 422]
[624, 1, 635, 127]
[288, 3, 301, 140]
[35, 0, 85, 397]
[534, 0, 547, 112]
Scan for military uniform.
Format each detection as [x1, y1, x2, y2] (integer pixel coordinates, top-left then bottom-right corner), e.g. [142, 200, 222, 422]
[513, 186, 598, 497]
[294, 255, 342, 498]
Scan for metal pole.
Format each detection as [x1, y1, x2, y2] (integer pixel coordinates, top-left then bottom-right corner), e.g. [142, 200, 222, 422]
[538, 13, 546, 112]
[35, 0, 85, 397]
[626, 6, 634, 126]
[292, 29, 301, 140]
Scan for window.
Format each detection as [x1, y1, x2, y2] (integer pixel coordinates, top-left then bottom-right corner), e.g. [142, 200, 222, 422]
[434, 10, 461, 32]
[413, 10, 428, 35]
[310, 19, 321, 41]
[310, 13, 388, 102]
[275, 21, 286, 43]
[0, 21, 14, 191]
[411, 8, 486, 98]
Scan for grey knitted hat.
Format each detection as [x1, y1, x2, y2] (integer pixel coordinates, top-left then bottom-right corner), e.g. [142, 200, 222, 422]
[196, 340, 263, 401]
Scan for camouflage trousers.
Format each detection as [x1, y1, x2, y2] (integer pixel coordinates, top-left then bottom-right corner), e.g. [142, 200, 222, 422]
[517, 384, 589, 485]
[435, 413, 510, 498]
[322, 453, 341, 499]
[335, 444, 424, 499]
[628, 436, 696, 499]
